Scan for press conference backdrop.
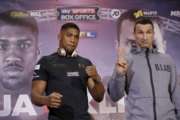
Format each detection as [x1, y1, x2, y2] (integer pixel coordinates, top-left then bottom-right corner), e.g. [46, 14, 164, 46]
[0, 0, 180, 120]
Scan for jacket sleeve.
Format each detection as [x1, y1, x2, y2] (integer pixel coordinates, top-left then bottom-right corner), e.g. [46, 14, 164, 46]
[107, 51, 134, 102]
[170, 60, 180, 120]
[107, 69, 126, 102]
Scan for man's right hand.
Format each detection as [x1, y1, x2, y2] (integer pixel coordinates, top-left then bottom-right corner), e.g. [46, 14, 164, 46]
[47, 92, 63, 108]
[116, 47, 128, 74]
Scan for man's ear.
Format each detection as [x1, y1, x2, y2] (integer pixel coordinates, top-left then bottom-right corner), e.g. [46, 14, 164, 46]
[34, 48, 40, 61]
[58, 31, 64, 41]
[37, 48, 40, 55]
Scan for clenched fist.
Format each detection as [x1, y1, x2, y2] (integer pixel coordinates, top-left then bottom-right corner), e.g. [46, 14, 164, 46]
[85, 65, 100, 82]
[47, 92, 63, 108]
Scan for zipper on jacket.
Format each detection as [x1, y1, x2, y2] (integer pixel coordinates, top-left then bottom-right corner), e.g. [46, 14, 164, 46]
[145, 48, 157, 120]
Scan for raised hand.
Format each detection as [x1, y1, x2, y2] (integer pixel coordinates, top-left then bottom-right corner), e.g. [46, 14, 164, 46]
[116, 47, 128, 74]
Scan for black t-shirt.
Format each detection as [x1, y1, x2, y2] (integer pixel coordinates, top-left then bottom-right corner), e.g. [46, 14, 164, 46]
[33, 53, 92, 120]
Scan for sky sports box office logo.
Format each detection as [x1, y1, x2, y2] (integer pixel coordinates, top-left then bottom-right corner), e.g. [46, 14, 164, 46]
[57, 7, 122, 21]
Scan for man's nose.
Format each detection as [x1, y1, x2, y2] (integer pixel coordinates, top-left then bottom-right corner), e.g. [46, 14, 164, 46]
[143, 33, 147, 40]
[5, 56, 22, 63]
[5, 45, 22, 63]
[70, 36, 76, 43]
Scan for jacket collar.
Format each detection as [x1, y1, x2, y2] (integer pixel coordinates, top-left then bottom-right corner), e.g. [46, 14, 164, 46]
[130, 43, 158, 54]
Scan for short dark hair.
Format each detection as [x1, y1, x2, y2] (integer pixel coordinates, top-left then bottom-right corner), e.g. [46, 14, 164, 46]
[60, 22, 80, 33]
[0, 9, 38, 35]
[134, 17, 154, 32]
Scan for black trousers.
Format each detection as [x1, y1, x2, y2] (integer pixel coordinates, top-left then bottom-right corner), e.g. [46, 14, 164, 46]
[48, 115, 62, 120]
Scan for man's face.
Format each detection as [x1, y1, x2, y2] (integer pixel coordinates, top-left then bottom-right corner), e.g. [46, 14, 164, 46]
[0, 25, 38, 90]
[60, 28, 79, 54]
[134, 23, 154, 48]
[119, 19, 135, 47]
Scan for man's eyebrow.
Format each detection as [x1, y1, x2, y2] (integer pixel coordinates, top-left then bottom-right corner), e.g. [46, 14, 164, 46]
[17, 38, 33, 41]
[147, 29, 153, 31]
[0, 38, 33, 43]
[66, 32, 79, 36]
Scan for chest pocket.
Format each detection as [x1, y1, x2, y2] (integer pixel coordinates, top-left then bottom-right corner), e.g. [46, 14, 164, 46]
[53, 62, 88, 89]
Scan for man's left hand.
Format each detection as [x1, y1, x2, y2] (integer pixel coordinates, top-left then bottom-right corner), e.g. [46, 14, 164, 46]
[85, 65, 100, 82]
